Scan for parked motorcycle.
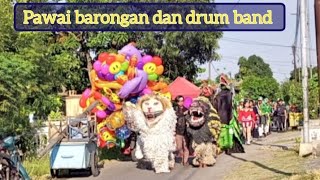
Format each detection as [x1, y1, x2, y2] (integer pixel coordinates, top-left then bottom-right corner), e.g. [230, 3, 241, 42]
[0, 135, 31, 180]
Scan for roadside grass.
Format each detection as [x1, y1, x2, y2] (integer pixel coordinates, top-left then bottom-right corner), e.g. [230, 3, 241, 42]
[23, 155, 51, 180]
[285, 170, 320, 180]
[21, 147, 127, 179]
[225, 149, 306, 180]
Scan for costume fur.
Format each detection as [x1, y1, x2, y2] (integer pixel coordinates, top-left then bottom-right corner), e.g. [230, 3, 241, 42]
[123, 94, 177, 173]
[186, 96, 221, 167]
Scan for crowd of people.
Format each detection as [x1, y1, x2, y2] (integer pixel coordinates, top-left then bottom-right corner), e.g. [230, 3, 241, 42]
[171, 74, 291, 166]
[237, 97, 288, 145]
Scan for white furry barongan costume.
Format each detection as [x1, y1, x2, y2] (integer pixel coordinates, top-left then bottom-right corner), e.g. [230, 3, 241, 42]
[123, 94, 177, 173]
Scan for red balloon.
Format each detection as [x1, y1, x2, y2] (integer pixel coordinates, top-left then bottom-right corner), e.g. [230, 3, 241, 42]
[79, 97, 87, 108]
[93, 92, 102, 100]
[98, 52, 109, 62]
[106, 55, 116, 65]
[92, 107, 98, 113]
[96, 117, 104, 123]
[98, 137, 107, 148]
[152, 56, 162, 66]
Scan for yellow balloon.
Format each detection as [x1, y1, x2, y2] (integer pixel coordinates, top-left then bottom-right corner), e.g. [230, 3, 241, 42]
[85, 99, 91, 107]
[108, 111, 125, 130]
[109, 62, 121, 74]
[155, 92, 171, 100]
[143, 62, 157, 74]
[101, 129, 116, 142]
[96, 104, 106, 111]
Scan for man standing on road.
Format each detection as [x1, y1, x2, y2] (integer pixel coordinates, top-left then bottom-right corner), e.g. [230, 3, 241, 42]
[277, 99, 288, 132]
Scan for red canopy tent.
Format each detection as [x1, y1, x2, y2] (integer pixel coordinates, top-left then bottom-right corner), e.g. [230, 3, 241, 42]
[168, 77, 201, 100]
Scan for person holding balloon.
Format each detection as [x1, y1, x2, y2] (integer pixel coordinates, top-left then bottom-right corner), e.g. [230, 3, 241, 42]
[173, 95, 190, 166]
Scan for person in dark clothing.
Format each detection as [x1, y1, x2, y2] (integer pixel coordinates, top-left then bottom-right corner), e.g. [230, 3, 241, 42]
[213, 74, 244, 154]
[174, 95, 189, 166]
[272, 101, 279, 131]
[250, 100, 260, 139]
[277, 99, 288, 132]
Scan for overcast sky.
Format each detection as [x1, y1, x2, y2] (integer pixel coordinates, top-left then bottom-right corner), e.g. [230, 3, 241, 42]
[198, 0, 317, 83]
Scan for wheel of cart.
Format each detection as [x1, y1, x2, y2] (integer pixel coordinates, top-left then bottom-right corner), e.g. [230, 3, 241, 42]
[49, 115, 100, 178]
[90, 148, 99, 176]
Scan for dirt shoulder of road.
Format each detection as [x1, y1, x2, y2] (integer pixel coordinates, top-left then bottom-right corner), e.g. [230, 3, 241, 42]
[224, 131, 320, 180]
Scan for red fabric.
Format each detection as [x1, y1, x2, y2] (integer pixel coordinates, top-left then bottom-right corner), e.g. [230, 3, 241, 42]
[238, 109, 256, 123]
[168, 77, 201, 100]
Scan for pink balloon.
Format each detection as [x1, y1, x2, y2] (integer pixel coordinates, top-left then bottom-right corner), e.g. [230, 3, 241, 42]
[93, 61, 102, 72]
[142, 55, 153, 64]
[101, 64, 109, 75]
[183, 97, 193, 109]
[137, 61, 144, 70]
[96, 110, 107, 119]
[82, 88, 91, 99]
[101, 96, 111, 106]
[101, 97, 115, 111]
[142, 88, 152, 95]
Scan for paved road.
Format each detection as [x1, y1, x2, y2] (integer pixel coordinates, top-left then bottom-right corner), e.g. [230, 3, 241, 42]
[67, 131, 300, 180]
[68, 153, 240, 180]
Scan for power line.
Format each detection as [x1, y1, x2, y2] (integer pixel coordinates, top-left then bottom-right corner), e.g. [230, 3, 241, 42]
[222, 55, 291, 64]
[221, 36, 316, 51]
[210, 62, 291, 77]
[211, 63, 220, 75]
[218, 58, 293, 67]
[220, 55, 296, 65]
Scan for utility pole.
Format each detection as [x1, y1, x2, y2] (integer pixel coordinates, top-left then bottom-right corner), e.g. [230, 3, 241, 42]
[315, 0, 320, 117]
[298, 56, 302, 82]
[307, 0, 313, 79]
[292, 45, 298, 80]
[208, 60, 212, 80]
[301, 0, 310, 143]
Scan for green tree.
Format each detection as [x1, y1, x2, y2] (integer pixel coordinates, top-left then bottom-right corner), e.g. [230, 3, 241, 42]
[241, 76, 279, 100]
[137, 31, 221, 81]
[289, 67, 317, 82]
[235, 55, 273, 80]
[279, 77, 319, 118]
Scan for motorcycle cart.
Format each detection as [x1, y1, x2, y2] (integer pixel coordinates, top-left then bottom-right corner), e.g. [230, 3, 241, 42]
[49, 116, 99, 178]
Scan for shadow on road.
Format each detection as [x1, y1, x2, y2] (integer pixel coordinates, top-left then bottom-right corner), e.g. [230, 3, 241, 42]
[251, 141, 298, 152]
[228, 154, 296, 177]
[54, 163, 104, 179]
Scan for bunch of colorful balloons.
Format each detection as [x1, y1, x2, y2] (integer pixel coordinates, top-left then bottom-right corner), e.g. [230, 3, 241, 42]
[79, 42, 171, 149]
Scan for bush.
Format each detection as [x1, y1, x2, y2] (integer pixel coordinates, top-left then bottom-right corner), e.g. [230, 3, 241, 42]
[23, 156, 50, 179]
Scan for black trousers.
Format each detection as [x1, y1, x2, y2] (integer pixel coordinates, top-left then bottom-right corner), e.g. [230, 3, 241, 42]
[276, 116, 286, 131]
